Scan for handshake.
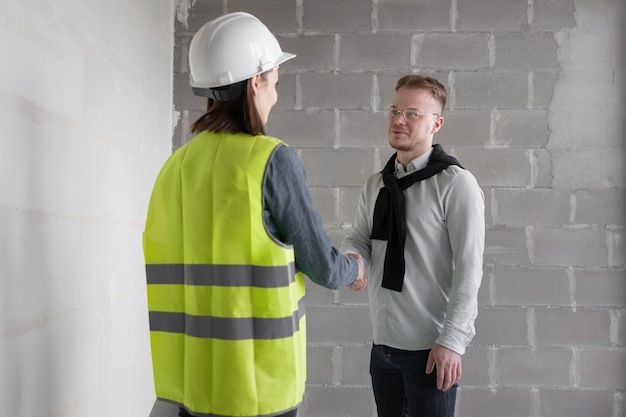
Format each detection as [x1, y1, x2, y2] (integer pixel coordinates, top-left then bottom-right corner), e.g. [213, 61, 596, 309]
[346, 253, 367, 291]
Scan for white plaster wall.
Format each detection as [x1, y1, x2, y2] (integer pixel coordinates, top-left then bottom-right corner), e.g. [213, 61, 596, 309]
[0, 1, 175, 415]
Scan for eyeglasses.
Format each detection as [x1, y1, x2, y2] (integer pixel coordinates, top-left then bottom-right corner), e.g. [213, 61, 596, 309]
[388, 106, 440, 121]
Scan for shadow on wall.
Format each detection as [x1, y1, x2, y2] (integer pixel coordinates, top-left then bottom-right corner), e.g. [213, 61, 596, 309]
[622, 2, 626, 196]
[2, 88, 56, 415]
[2, 65, 87, 414]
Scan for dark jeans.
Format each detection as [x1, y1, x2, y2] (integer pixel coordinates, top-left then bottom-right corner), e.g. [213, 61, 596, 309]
[178, 407, 298, 417]
[370, 344, 457, 417]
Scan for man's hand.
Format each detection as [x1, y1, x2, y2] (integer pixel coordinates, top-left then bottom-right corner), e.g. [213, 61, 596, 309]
[426, 343, 462, 391]
[346, 253, 367, 291]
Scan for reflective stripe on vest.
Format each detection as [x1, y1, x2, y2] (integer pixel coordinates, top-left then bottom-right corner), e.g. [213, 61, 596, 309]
[143, 132, 306, 417]
[146, 263, 296, 287]
[148, 296, 305, 340]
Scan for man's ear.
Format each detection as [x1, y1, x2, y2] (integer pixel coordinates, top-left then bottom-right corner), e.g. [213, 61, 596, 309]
[432, 116, 444, 134]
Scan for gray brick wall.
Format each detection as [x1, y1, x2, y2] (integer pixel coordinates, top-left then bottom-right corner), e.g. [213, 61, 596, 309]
[173, 1, 625, 416]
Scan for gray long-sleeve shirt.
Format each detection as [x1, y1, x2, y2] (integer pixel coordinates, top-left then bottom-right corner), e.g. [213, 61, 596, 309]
[341, 148, 485, 354]
[263, 144, 358, 290]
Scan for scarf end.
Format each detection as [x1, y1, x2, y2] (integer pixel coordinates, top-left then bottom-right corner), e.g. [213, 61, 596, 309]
[381, 279, 403, 292]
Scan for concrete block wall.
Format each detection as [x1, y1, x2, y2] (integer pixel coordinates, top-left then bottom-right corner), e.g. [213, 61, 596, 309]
[0, 1, 175, 416]
[173, 1, 625, 416]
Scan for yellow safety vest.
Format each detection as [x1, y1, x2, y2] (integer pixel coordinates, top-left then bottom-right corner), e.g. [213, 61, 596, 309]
[143, 131, 306, 417]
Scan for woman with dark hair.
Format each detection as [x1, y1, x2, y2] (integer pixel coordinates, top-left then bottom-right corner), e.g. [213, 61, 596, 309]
[143, 12, 365, 417]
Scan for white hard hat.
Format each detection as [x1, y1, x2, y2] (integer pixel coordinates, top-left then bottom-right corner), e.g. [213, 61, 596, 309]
[189, 12, 296, 100]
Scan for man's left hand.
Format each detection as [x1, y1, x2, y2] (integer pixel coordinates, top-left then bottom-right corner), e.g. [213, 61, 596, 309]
[425, 343, 462, 392]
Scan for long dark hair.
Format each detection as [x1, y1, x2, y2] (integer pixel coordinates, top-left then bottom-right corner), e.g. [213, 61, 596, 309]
[191, 74, 268, 136]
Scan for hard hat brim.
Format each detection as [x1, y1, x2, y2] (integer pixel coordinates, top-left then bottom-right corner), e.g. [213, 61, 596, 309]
[275, 52, 296, 67]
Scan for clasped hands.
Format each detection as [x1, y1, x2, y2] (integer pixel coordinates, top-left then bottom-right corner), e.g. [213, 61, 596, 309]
[345, 253, 367, 291]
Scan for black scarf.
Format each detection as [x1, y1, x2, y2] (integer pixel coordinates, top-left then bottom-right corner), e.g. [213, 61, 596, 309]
[371, 144, 463, 292]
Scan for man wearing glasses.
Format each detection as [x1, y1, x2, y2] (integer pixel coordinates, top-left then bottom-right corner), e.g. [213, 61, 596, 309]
[341, 75, 485, 417]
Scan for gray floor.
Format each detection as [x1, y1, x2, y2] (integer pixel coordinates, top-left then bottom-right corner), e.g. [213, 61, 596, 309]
[149, 399, 180, 417]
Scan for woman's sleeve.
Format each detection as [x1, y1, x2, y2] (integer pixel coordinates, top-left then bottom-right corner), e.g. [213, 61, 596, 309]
[263, 145, 358, 289]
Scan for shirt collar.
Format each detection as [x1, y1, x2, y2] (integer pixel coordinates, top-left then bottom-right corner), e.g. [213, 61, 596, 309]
[395, 148, 434, 179]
